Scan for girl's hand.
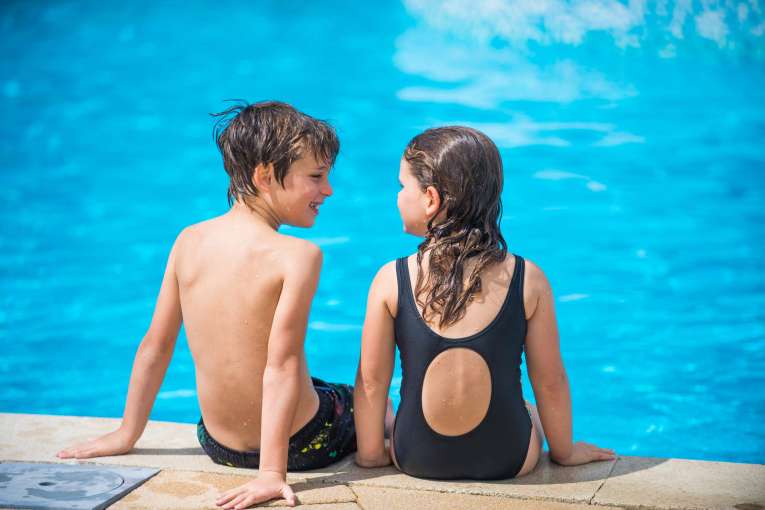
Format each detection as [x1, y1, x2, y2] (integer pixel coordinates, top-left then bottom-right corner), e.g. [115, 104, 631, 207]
[552, 441, 616, 466]
[56, 428, 135, 459]
[355, 449, 391, 468]
[216, 471, 296, 509]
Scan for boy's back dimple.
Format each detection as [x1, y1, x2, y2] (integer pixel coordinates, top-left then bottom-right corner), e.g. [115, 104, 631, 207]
[171, 214, 315, 451]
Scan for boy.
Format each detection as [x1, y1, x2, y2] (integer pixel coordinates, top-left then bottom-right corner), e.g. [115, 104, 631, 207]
[57, 101, 356, 509]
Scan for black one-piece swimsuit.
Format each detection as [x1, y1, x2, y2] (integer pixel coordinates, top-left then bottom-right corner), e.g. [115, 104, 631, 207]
[392, 254, 532, 480]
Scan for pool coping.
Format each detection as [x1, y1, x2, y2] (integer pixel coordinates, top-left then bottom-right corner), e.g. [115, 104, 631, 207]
[1, 413, 763, 509]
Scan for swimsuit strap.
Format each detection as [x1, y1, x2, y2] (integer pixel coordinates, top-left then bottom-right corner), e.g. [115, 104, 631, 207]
[395, 256, 411, 315]
[511, 254, 526, 322]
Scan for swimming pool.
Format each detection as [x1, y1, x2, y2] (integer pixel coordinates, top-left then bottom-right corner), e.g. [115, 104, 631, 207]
[1, 1, 764, 464]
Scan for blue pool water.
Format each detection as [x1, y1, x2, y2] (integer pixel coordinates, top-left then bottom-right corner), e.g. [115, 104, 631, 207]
[1, 1, 764, 464]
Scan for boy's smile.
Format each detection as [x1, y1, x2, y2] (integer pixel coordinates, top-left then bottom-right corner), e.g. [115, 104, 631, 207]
[309, 200, 323, 215]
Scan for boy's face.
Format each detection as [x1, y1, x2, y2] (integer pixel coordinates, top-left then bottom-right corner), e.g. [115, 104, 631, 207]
[272, 154, 333, 228]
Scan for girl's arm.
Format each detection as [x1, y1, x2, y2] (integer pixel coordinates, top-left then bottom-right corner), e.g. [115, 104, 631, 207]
[354, 261, 397, 467]
[524, 261, 615, 466]
[57, 237, 183, 458]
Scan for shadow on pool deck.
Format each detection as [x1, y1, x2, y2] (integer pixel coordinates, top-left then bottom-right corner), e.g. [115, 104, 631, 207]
[129, 447, 205, 456]
[1, 413, 763, 509]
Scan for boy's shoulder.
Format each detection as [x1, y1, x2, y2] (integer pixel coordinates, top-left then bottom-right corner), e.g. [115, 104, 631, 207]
[269, 235, 323, 290]
[168, 219, 211, 255]
[175, 216, 223, 241]
[170, 217, 228, 258]
[274, 233, 322, 262]
[266, 233, 324, 283]
[173, 219, 321, 273]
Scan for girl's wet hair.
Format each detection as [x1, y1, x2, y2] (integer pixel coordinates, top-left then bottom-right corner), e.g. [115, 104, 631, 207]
[212, 100, 339, 205]
[404, 126, 507, 328]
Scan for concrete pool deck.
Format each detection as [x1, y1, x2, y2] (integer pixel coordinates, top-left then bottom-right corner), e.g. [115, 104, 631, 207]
[0, 413, 763, 510]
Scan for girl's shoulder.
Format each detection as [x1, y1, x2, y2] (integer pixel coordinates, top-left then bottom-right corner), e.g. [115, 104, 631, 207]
[367, 259, 403, 319]
[375, 258, 400, 280]
[518, 257, 554, 320]
[370, 252, 420, 318]
[375, 253, 417, 281]
[521, 258, 552, 292]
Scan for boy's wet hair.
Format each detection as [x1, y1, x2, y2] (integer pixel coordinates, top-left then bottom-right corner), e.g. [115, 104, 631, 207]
[212, 101, 339, 205]
[404, 126, 507, 328]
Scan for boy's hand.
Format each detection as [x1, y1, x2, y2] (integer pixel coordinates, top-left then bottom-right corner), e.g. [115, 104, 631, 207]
[216, 471, 296, 509]
[56, 429, 134, 459]
[552, 441, 616, 466]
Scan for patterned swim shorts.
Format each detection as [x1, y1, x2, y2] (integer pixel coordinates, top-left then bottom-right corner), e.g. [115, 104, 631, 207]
[197, 377, 356, 471]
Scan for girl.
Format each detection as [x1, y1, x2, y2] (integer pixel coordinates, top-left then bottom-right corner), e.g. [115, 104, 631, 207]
[354, 126, 615, 479]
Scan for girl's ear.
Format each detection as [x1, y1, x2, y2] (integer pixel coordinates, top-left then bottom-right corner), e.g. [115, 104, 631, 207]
[424, 185, 442, 219]
[252, 163, 275, 191]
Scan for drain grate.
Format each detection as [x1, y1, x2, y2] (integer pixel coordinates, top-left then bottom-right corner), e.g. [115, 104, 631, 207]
[0, 462, 159, 510]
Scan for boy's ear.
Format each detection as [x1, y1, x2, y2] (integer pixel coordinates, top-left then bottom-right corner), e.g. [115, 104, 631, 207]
[424, 185, 441, 219]
[252, 163, 275, 191]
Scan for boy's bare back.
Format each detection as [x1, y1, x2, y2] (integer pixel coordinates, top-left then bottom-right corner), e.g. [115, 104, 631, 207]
[175, 208, 320, 451]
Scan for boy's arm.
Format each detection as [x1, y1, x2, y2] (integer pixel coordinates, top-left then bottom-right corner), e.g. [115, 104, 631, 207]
[57, 237, 183, 459]
[525, 261, 615, 466]
[259, 244, 321, 474]
[216, 242, 321, 510]
[354, 262, 396, 467]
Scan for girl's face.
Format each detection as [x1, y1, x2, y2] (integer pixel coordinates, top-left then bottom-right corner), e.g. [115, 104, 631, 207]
[397, 158, 429, 237]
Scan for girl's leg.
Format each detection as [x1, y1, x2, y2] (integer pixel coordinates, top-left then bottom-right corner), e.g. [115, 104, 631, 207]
[384, 398, 395, 438]
[516, 401, 544, 477]
[527, 400, 545, 441]
[387, 402, 400, 470]
[388, 428, 400, 470]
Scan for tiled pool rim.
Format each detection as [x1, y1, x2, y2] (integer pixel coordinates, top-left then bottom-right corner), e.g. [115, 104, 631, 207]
[1, 413, 763, 509]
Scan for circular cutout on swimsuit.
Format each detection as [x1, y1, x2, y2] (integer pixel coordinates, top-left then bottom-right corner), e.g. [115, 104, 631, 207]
[421, 347, 492, 436]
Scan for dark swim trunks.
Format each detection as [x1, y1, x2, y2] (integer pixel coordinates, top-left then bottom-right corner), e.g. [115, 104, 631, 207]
[197, 378, 356, 471]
